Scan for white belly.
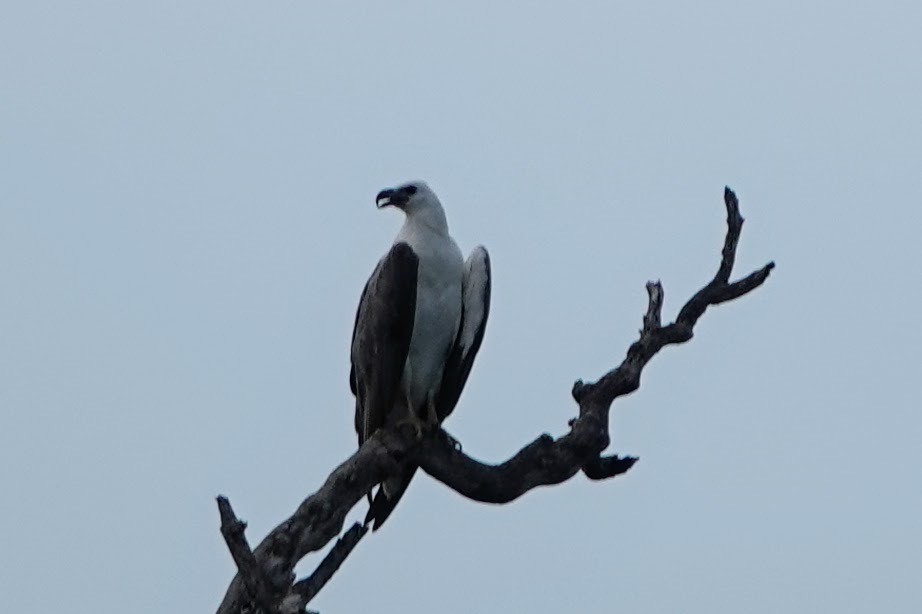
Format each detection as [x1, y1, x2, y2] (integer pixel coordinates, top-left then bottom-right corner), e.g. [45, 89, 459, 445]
[396, 228, 463, 413]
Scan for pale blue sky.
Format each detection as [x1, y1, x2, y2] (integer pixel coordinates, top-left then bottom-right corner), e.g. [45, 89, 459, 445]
[2, 2, 920, 613]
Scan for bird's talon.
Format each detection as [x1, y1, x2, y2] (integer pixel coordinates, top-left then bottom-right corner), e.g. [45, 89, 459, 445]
[440, 431, 463, 452]
[395, 419, 422, 441]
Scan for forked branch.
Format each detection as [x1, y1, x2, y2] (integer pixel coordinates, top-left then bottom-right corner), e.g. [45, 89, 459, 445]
[216, 187, 774, 614]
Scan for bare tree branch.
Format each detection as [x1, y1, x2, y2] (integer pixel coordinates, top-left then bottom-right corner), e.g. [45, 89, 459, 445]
[216, 187, 774, 613]
[217, 433, 406, 614]
[217, 496, 279, 614]
[278, 523, 368, 614]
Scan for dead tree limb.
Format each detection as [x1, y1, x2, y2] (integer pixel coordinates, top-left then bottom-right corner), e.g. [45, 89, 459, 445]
[216, 187, 774, 614]
[217, 497, 278, 613]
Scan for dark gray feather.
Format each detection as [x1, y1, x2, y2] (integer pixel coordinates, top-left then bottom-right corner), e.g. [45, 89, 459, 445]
[350, 242, 418, 446]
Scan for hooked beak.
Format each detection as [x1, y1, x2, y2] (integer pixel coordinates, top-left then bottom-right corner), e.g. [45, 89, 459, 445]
[376, 188, 408, 209]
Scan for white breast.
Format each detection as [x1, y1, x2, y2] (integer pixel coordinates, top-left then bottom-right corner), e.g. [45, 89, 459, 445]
[395, 222, 464, 411]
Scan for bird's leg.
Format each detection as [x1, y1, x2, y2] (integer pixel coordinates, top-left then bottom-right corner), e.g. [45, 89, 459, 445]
[395, 391, 427, 441]
[424, 394, 439, 426]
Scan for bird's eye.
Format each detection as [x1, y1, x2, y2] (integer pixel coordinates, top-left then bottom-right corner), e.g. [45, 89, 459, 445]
[403, 185, 418, 196]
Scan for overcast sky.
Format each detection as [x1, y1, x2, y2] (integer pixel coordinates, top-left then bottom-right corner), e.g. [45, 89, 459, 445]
[2, 2, 920, 613]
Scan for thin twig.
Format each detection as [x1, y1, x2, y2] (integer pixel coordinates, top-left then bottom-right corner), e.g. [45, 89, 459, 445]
[277, 523, 368, 613]
[217, 496, 277, 614]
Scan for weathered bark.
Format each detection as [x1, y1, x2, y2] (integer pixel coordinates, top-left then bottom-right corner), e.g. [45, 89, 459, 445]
[216, 187, 774, 614]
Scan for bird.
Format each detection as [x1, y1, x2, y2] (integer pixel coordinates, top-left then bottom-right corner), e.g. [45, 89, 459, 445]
[350, 180, 491, 530]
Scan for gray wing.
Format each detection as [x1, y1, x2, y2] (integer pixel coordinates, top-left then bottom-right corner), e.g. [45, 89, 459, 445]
[436, 245, 491, 422]
[350, 242, 418, 446]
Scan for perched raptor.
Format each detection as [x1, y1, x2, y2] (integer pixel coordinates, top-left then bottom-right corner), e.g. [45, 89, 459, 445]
[350, 180, 491, 530]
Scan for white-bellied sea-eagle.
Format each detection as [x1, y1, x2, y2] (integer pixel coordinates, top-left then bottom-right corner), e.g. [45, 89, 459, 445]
[350, 180, 491, 530]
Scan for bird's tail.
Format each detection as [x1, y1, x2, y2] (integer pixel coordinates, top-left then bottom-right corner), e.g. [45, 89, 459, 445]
[365, 464, 418, 531]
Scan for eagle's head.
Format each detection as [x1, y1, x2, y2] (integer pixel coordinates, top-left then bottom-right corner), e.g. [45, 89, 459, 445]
[375, 180, 448, 231]
[376, 180, 440, 211]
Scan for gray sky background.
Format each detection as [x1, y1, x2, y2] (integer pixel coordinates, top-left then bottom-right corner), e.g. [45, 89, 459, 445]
[2, 2, 920, 613]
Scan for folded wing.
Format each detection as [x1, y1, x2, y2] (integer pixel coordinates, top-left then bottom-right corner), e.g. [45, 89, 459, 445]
[350, 242, 419, 446]
[436, 245, 491, 422]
